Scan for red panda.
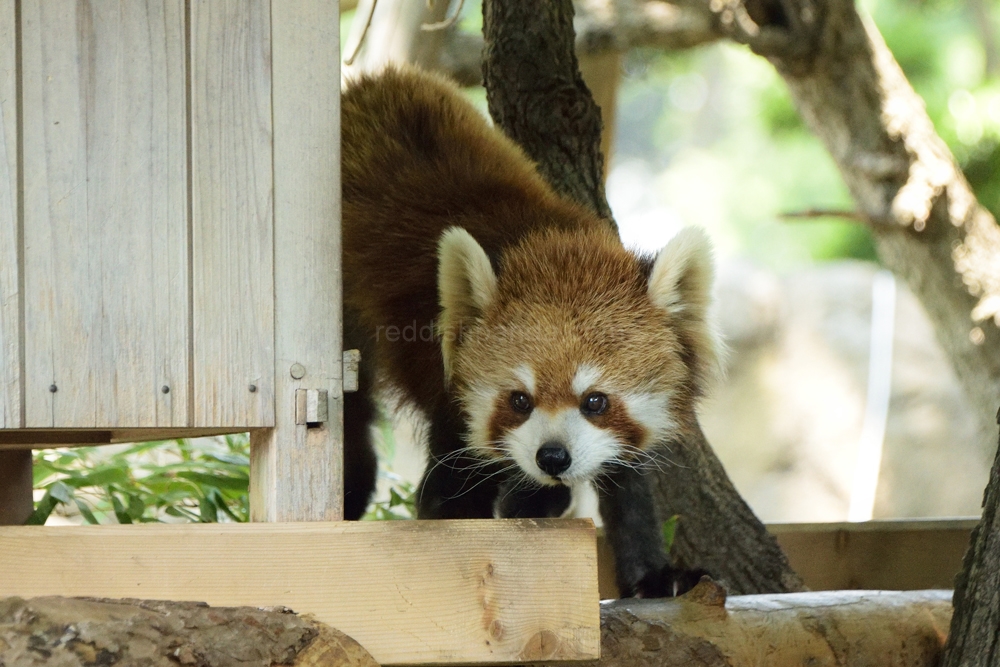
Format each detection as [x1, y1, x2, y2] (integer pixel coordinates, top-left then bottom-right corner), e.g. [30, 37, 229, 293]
[341, 65, 719, 597]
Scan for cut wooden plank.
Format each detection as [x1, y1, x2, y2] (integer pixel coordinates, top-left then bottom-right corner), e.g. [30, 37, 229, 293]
[0, 450, 32, 525]
[0, 427, 248, 448]
[251, 0, 343, 522]
[0, 0, 20, 429]
[0, 519, 601, 666]
[20, 0, 188, 429]
[190, 0, 274, 429]
[772, 519, 977, 591]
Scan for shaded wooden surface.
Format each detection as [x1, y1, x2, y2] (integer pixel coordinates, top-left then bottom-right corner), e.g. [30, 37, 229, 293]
[0, 519, 600, 666]
[0, 449, 32, 525]
[20, 0, 189, 429]
[0, 596, 379, 667]
[251, 0, 343, 522]
[190, 0, 274, 429]
[0, 427, 247, 448]
[597, 518, 976, 599]
[0, 0, 18, 430]
[773, 519, 976, 592]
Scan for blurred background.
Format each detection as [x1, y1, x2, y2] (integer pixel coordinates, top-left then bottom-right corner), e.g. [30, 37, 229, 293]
[32, 0, 1000, 526]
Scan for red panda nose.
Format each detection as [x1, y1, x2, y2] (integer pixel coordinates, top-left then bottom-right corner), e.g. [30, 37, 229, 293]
[536, 443, 572, 477]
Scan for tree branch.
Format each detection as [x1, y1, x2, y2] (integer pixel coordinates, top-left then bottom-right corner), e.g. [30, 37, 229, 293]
[713, 0, 1000, 445]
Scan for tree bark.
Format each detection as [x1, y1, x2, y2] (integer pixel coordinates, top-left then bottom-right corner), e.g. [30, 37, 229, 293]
[717, 0, 1000, 447]
[482, 0, 803, 595]
[0, 596, 378, 667]
[943, 409, 1000, 667]
[482, 1, 613, 221]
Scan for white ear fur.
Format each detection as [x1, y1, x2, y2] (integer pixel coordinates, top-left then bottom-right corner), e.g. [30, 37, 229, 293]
[648, 227, 714, 315]
[438, 227, 497, 382]
[648, 227, 721, 384]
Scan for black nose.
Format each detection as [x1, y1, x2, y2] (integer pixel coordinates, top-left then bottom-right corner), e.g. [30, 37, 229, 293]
[536, 443, 572, 477]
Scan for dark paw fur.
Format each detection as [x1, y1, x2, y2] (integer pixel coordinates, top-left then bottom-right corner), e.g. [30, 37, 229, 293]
[627, 565, 713, 598]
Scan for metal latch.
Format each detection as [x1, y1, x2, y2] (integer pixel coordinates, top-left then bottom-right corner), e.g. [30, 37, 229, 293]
[295, 389, 328, 426]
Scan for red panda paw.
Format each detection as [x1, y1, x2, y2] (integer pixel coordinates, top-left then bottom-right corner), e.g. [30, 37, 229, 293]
[630, 565, 715, 599]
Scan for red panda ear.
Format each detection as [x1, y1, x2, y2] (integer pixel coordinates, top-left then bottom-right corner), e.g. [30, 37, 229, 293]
[648, 227, 722, 386]
[438, 227, 498, 383]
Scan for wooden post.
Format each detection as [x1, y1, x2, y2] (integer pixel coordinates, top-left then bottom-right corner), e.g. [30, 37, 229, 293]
[0, 449, 32, 525]
[250, 0, 345, 522]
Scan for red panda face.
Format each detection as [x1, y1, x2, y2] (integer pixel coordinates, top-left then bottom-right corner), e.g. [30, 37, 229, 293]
[437, 226, 718, 487]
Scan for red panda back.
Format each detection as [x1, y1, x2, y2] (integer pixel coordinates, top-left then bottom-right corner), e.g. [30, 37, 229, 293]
[341, 66, 608, 408]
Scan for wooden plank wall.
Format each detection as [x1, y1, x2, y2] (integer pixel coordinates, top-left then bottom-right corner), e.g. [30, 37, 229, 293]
[0, 0, 19, 429]
[2, 0, 289, 432]
[20, 0, 189, 428]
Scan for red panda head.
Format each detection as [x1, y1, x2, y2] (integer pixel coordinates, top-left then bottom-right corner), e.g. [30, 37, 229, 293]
[437, 225, 719, 487]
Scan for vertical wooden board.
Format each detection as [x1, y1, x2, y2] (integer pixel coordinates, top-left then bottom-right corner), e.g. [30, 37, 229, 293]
[190, 0, 274, 428]
[0, 0, 20, 428]
[20, 0, 189, 428]
[251, 0, 342, 521]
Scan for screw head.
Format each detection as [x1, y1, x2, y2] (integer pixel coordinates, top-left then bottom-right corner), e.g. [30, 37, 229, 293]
[248, 384, 258, 393]
[161, 385, 170, 394]
[49, 384, 57, 393]
[290, 363, 306, 380]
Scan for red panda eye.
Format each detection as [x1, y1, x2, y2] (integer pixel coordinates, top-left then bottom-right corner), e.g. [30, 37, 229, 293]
[510, 391, 533, 414]
[582, 392, 608, 416]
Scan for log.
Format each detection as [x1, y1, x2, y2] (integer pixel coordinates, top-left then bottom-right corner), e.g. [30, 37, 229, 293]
[0, 596, 378, 667]
[596, 580, 953, 667]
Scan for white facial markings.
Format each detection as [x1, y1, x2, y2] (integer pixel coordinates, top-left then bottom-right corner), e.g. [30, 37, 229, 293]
[514, 365, 536, 395]
[620, 391, 676, 445]
[462, 381, 501, 455]
[571, 363, 602, 397]
[503, 407, 621, 485]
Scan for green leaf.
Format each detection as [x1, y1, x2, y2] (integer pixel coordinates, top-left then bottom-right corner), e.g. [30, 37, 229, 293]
[175, 471, 248, 492]
[26, 490, 59, 525]
[74, 499, 100, 525]
[110, 494, 133, 524]
[199, 496, 218, 523]
[48, 481, 74, 504]
[662, 514, 680, 553]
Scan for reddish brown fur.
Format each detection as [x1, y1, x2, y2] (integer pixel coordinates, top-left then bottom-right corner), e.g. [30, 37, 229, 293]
[344, 67, 610, 409]
[343, 66, 708, 452]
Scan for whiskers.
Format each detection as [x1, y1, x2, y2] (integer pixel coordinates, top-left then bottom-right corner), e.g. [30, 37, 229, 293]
[418, 444, 523, 505]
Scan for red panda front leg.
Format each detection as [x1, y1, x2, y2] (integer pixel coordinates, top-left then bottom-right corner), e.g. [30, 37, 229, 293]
[415, 398, 507, 519]
[598, 464, 709, 598]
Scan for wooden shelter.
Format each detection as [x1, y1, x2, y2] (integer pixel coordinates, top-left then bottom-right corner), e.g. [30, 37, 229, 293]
[0, 2, 600, 664]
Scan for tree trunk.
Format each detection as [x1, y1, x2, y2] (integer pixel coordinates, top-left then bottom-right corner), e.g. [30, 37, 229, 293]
[721, 0, 1000, 448]
[482, 0, 803, 595]
[0, 596, 378, 667]
[943, 408, 1000, 667]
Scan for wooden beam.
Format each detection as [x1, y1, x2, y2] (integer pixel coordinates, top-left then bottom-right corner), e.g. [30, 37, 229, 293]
[0, 427, 251, 448]
[252, 0, 344, 522]
[0, 519, 600, 666]
[0, 449, 31, 525]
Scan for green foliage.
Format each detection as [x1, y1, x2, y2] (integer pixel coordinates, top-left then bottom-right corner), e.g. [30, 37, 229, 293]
[661, 514, 681, 553]
[30, 436, 250, 525]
